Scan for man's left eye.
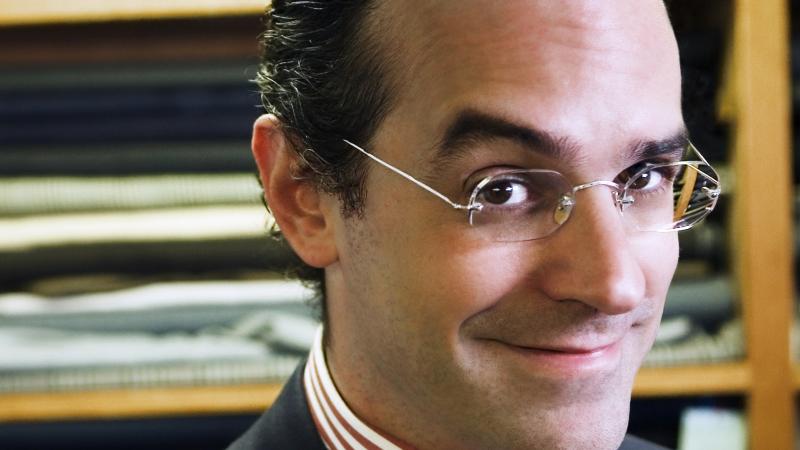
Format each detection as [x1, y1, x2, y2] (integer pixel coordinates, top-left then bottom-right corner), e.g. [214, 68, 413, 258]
[627, 168, 663, 190]
[617, 163, 667, 191]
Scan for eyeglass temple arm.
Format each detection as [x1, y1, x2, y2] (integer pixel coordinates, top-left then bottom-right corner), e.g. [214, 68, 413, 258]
[343, 139, 475, 211]
[688, 142, 712, 165]
[687, 142, 722, 197]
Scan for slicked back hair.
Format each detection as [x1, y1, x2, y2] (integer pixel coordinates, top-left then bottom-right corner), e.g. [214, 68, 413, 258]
[255, 0, 396, 321]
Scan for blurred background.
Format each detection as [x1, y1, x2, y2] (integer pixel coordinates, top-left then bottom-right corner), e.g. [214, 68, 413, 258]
[0, 1, 795, 449]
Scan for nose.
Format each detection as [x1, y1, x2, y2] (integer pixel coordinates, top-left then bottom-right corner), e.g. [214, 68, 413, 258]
[538, 186, 646, 315]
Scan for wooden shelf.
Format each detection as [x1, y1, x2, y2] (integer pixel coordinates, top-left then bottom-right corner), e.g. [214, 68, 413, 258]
[0, 14, 261, 66]
[0, 383, 282, 423]
[0, 0, 265, 27]
[633, 363, 751, 397]
[0, 363, 754, 423]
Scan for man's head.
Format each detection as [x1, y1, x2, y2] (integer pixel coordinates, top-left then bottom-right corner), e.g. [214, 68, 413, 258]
[254, 1, 683, 448]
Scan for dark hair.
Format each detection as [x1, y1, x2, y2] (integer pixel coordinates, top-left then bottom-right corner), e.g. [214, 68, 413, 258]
[255, 0, 396, 321]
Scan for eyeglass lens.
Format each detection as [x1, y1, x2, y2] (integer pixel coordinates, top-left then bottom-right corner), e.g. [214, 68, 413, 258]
[468, 162, 720, 242]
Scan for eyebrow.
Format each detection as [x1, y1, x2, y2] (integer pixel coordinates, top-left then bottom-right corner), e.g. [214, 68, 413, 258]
[627, 131, 690, 162]
[434, 109, 690, 167]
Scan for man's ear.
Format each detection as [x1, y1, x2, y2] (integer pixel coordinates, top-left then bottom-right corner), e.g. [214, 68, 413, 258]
[251, 114, 338, 268]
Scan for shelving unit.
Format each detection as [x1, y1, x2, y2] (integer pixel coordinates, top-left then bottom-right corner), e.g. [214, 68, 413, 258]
[0, 364, 754, 423]
[0, 1, 796, 449]
[0, 384, 282, 422]
[0, 0, 264, 26]
[730, 0, 795, 449]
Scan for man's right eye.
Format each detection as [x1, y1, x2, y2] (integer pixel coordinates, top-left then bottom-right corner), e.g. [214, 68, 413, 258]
[477, 178, 530, 206]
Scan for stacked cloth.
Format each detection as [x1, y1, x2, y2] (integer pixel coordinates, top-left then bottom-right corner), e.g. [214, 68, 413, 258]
[0, 279, 319, 392]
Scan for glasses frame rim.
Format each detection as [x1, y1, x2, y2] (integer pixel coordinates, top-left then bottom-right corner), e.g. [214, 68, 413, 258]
[342, 139, 721, 238]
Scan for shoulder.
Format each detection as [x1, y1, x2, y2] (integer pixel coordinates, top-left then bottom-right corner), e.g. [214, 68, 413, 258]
[619, 434, 671, 450]
[226, 360, 326, 450]
[226, 362, 668, 450]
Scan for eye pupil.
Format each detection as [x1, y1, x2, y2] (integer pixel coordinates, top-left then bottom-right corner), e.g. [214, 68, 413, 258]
[629, 171, 651, 189]
[483, 181, 514, 204]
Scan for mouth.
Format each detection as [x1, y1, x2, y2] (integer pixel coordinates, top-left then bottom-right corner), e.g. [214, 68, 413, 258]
[510, 342, 618, 355]
[484, 338, 624, 378]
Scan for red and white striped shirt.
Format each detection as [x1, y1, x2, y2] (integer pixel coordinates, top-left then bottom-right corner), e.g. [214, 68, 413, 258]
[304, 327, 415, 450]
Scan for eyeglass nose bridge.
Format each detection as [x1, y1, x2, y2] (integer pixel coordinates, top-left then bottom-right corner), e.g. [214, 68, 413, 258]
[553, 180, 630, 226]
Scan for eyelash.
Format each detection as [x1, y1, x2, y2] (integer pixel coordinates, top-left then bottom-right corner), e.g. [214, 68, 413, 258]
[624, 158, 682, 178]
[462, 166, 521, 196]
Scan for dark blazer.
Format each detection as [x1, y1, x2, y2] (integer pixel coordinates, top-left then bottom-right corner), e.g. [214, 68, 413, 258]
[227, 361, 325, 450]
[227, 360, 669, 450]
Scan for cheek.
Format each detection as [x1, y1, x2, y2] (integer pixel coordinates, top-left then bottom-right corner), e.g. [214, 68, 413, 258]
[632, 232, 679, 305]
[364, 209, 526, 328]
[395, 231, 530, 330]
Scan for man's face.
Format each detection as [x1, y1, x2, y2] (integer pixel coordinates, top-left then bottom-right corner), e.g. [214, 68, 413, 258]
[325, 1, 681, 448]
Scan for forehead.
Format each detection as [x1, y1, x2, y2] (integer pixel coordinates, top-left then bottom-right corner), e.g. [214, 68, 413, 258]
[370, 0, 683, 168]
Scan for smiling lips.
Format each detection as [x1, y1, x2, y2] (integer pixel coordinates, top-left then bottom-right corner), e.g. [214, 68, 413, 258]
[514, 342, 618, 355]
[496, 338, 625, 376]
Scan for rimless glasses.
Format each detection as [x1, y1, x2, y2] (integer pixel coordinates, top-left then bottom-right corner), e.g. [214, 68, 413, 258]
[343, 139, 721, 242]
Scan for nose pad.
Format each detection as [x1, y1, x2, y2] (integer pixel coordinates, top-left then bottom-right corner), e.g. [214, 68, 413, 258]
[702, 186, 720, 199]
[616, 192, 635, 211]
[555, 188, 630, 226]
[553, 194, 575, 225]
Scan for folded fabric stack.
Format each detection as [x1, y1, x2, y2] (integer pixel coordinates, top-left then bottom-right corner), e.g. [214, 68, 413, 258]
[0, 60, 320, 393]
[0, 280, 318, 392]
[645, 317, 744, 368]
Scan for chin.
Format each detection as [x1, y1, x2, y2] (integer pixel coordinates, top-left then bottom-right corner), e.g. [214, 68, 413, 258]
[486, 417, 628, 450]
[531, 403, 630, 450]
[465, 377, 632, 450]
[546, 433, 627, 450]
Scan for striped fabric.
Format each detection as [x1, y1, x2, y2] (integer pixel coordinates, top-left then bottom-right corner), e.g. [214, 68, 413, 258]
[304, 327, 414, 450]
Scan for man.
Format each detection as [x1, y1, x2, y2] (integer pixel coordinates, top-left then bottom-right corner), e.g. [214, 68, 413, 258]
[230, 0, 720, 449]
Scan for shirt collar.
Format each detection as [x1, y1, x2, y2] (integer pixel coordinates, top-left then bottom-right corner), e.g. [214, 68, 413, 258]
[303, 326, 414, 450]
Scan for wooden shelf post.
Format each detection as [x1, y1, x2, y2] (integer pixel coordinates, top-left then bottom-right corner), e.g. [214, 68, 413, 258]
[732, 0, 795, 449]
